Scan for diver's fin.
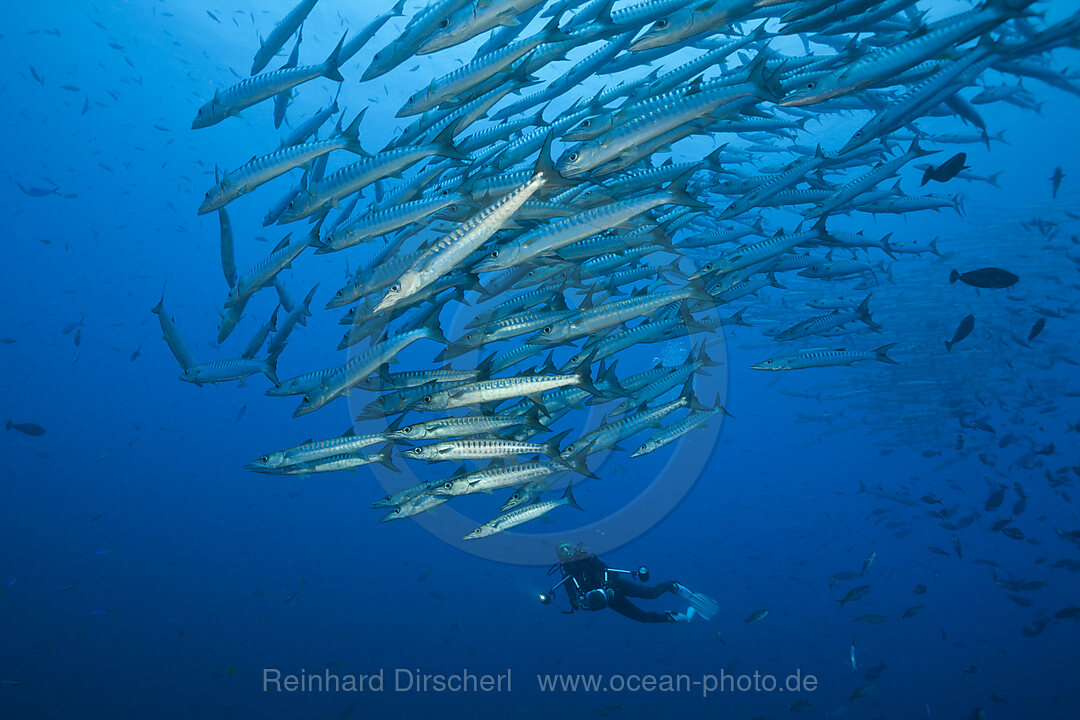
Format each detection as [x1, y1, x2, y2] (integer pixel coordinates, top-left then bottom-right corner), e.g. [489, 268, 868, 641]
[672, 582, 719, 621]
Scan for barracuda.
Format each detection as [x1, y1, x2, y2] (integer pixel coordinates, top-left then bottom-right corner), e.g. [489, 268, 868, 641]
[199, 115, 368, 215]
[388, 409, 548, 443]
[751, 343, 900, 370]
[397, 16, 563, 117]
[475, 174, 706, 273]
[419, 0, 548, 55]
[631, 0, 758, 52]
[631, 402, 726, 457]
[462, 482, 582, 539]
[293, 313, 446, 417]
[193, 36, 347, 129]
[316, 193, 472, 254]
[278, 127, 464, 223]
[247, 426, 397, 471]
[225, 232, 312, 309]
[249, 0, 320, 75]
[431, 461, 563, 498]
[531, 281, 712, 345]
[774, 295, 879, 340]
[782, 0, 1027, 106]
[407, 358, 602, 413]
[373, 135, 562, 313]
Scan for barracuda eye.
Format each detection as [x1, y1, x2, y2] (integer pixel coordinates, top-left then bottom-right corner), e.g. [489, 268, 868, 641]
[447, 204, 458, 212]
[402, 426, 413, 434]
[581, 119, 591, 128]
[655, 19, 668, 28]
[490, 250, 499, 259]
[542, 326, 552, 334]
[412, 447, 423, 454]
[390, 282, 400, 293]
[703, 263, 713, 272]
[568, 152, 579, 162]
[391, 507, 400, 515]
[443, 482, 453, 489]
[805, 81, 816, 89]
[260, 455, 269, 462]
[439, 18, 450, 28]
[464, 333, 473, 341]
[302, 394, 310, 403]
[423, 395, 433, 403]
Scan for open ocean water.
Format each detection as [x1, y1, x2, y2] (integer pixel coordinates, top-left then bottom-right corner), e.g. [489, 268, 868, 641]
[2, 0, 1080, 718]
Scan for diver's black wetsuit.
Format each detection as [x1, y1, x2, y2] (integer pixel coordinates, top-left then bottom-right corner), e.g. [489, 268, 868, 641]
[561, 553, 678, 623]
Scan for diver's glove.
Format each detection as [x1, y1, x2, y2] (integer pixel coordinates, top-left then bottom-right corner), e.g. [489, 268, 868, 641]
[669, 607, 698, 623]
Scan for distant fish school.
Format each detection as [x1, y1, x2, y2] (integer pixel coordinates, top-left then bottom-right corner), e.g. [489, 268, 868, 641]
[150, 0, 1071, 538]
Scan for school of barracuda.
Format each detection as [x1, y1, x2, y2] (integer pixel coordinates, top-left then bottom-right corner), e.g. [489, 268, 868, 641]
[153, 0, 1080, 540]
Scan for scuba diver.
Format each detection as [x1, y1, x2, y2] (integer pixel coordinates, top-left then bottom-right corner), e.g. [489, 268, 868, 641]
[539, 543, 719, 624]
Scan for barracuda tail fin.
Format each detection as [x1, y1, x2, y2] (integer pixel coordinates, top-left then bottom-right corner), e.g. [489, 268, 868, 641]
[561, 480, 584, 511]
[667, 169, 712, 210]
[321, 35, 347, 82]
[856, 294, 881, 330]
[432, 124, 467, 161]
[263, 343, 286, 386]
[544, 428, 573, 462]
[680, 377, 709, 412]
[535, 131, 574, 191]
[874, 343, 900, 365]
[561, 446, 598, 479]
[339, 109, 370, 156]
[374, 443, 400, 472]
[571, 350, 602, 396]
[523, 406, 550, 432]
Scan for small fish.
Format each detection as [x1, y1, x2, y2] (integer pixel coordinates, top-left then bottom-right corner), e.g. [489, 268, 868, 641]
[921, 153, 968, 185]
[1028, 317, 1046, 341]
[1051, 166, 1065, 199]
[853, 614, 888, 624]
[745, 609, 769, 624]
[902, 606, 925, 618]
[849, 682, 877, 701]
[945, 314, 974, 352]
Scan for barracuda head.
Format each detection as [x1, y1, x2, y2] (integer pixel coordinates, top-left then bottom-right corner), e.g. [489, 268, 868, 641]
[629, 9, 695, 52]
[416, 6, 474, 55]
[562, 115, 613, 142]
[401, 444, 439, 462]
[555, 141, 601, 178]
[407, 389, 452, 412]
[372, 273, 423, 314]
[750, 356, 792, 371]
[780, 72, 846, 107]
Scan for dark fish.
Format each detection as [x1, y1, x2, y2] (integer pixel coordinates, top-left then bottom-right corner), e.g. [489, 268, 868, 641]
[921, 153, 968, 185]
[1051, 166, 1065, 199]
[28, 64, 44, 84]
[1028, 317, 1046, 341]
[1001, 527, 1025, 540]
[913, 584, 927, 595]
[985, 485, 1006, 511]
[949, 267, 1019, 289]
[15, 180, 58, 197]
[6, 420, 45, 436]
[945, 314, 974, 352]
